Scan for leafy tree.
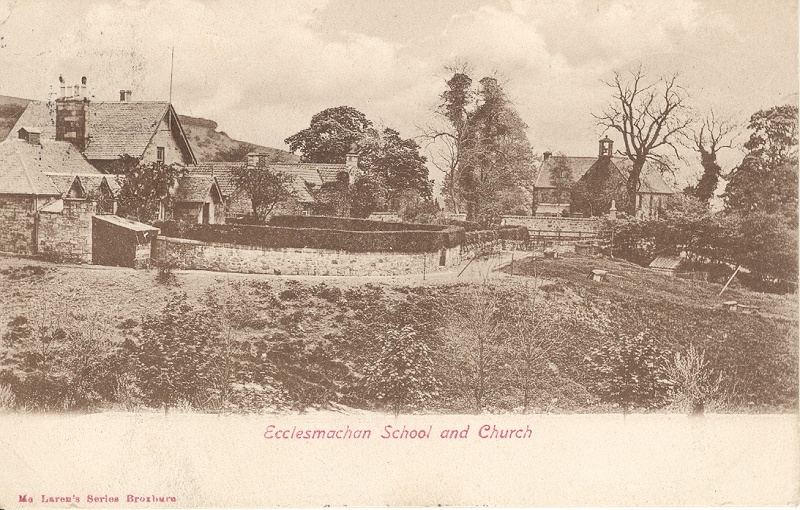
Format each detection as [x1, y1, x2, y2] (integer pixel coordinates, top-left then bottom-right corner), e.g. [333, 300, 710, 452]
[365, 325, 438, 416]
[360, 128, 433, 209]
[594, 66, 691, 214]
[286, 108, 431, 216]
[285, 106, 373, 164]
[135, 293, 223, 412]
[116, 156, 186, 223]
[453, 75, 535, 225]
[232, 155, 295, 222]
[349, 174, 385, 218]
[724, 105, 798, 218]
[585, 331, 671, 412]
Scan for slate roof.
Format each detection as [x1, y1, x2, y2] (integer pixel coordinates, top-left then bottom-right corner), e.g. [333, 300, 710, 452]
[187, 161, 347, 204]
[7, 100, 196, 163]
[174, 174, 221, 202]
[271, 163, 349, 185]
[649, 255, 684, 271]
[189, 162, 244, 197]
[535, 156, 673, 194]
[45, 173, 120, 198]
[0, 139, 98, 195]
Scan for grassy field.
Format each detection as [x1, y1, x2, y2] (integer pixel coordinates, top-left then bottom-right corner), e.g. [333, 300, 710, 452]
[0, 251, 796, 414]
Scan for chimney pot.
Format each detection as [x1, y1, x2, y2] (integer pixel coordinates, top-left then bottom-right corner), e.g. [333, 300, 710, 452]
[125, 90, 132, 102]
[543, 151, 552, 161]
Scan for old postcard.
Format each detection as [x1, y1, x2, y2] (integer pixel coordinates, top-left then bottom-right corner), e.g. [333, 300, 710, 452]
[0, 0, 797, 507]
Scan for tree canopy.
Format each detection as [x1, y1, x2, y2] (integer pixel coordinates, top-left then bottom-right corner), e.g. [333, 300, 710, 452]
[231, 155, 295, 222]
[427, 69, 535, 225]
[285, 107, 432, 216]
[724, 105, 798, 219]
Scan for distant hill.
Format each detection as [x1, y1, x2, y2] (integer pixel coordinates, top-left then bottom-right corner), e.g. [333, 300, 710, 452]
[0, 94, 295, 163]
[0, 95, 33, 140]
[178, 114, 298, 163]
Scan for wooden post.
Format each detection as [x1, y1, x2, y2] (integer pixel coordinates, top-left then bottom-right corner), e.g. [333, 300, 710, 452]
[718, 265, 741, 296]
[510, 252, 514, 276]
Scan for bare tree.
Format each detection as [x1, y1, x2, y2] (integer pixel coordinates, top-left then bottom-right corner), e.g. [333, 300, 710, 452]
[443, 284, 505, 412]
[594, 66, 691, 214]
[506, 269, 565, 412]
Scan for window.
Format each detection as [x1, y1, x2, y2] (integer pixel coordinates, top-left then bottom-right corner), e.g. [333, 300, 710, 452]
[157, 147, 165, 163]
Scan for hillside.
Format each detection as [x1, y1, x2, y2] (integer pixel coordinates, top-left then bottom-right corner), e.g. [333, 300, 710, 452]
[178, 114, 298, 163]
[0, 252, 795, 414]
[0, 94, 294, 163]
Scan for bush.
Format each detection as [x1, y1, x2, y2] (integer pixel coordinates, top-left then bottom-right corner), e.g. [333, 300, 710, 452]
[584, 331, 672, 412]
[664, 345, 724, 414]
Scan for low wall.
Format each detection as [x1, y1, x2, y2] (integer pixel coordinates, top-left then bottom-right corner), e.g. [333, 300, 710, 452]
[501, 215, 601, 240]
[152, 236, 463, 276]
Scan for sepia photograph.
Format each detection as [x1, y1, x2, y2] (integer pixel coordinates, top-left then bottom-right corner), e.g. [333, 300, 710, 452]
[0, 0, 797, 507]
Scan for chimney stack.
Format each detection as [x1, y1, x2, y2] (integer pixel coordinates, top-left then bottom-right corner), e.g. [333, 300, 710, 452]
[247, 152, 267, 168]
[55, 74, 89, 152]
[543, 151, 552, 162]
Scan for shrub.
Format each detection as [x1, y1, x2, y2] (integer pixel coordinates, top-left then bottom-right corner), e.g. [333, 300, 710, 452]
[584, 331, 672, 412]
[135, 293, 223, 411]
[364, 325, 438, 416]
[664, 345, 724, 414]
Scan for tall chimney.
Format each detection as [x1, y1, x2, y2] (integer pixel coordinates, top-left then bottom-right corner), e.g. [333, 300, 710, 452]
[56, 76, 89, 152]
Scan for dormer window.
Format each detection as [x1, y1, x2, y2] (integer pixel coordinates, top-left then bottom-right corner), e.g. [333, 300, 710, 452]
[157, 147, 165, 163]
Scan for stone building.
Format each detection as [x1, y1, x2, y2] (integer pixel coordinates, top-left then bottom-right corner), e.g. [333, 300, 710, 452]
[534, 137, 673, 218]
[6, 76, 197, 172]
[172, 174, 225, 224]
[187, 151, 360, 220]
[0, 133, 106, 260]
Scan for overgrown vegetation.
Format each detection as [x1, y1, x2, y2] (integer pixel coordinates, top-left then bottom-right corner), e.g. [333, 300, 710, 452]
[0, 253, 795, 414]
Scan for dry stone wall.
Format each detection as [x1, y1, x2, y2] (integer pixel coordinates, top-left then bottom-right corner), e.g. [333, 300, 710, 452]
[153, 236, 462, 276]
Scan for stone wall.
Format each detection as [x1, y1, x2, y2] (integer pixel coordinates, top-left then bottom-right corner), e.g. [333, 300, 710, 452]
[37, 200, 96, 262]
[0, 196, 37, 254]
[501, 215, 601, 240]
[152, 236, 463, 276]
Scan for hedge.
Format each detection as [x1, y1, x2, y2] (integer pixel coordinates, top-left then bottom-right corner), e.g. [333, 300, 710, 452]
[266, 215, 447, 232]
[154, 220, 464, 253]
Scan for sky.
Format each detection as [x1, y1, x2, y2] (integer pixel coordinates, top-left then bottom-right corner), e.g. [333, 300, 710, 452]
[0, 0, 796, 190]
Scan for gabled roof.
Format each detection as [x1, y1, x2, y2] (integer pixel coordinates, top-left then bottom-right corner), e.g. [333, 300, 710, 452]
[45, 173, 120, 198]
[289, 176, 315, 203]
[174, 174, 222, 203]
[535, 155, 673, 194]
[6, 100, 197, 164]
[0, 139, 98, 195]
[188, 162, 244, 197]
